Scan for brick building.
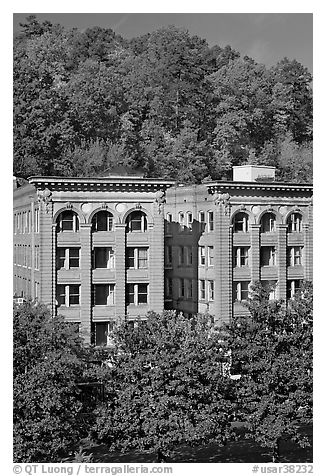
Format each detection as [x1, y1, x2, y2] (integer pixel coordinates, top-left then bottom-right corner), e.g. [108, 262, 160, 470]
[13, 166, 313, 344]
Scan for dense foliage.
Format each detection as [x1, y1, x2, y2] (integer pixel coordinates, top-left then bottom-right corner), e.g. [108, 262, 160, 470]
[14, 15, 312, 182]
[13, 301, 103, 462]
[225, 282, 313, 461]
[92, 311, 236, 461]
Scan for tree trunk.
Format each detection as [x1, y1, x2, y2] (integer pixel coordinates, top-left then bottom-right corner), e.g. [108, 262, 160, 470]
[156, 448, 167, 463]
[272, 438, 280, 462]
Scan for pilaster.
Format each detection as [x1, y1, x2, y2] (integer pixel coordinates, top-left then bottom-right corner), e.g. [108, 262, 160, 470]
[277, 224, 288, 299]
[114, 223, 126, 320]
[250, 224, 261, 283]
[149, 203, 165, 313]
[80, 224, 92, 343]
[39, 201, 54, 311]
[303, 222, 313, 281]
[213, 196, 232, 324]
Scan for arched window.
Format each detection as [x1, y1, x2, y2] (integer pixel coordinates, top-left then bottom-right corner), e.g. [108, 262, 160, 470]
[56, 210, 79, 232]
[261, 213, 276, 233]
[92, 210, 113, 232]
[233, 212, 249, 233]
[126, 211, 147, 233]
[287, 213, 302, 233]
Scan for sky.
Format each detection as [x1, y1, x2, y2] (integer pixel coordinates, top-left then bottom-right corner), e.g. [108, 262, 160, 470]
[13, 12, 313, 72]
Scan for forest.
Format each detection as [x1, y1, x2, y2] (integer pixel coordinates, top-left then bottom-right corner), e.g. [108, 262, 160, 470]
[13, 15, 313, 183]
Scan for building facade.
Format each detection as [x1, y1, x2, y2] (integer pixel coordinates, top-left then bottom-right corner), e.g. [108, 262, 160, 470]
[13, 166, 313, 344]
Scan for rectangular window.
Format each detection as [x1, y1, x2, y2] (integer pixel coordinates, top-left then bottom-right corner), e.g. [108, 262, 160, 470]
[35, 245, 39, 270]
[165, 278, 173, 297]
[208, 280, 214, 301]
[93, 247, 115, 269]
[95, 322, 115, 346]
[199, 246, 206, 266]
[179, 212, 185, 231]
[165, 246, 172, 266]
[56, 248, 80, 270]
[199, 279, 206, 300]
[126, 283, 148, 306]
[126, 248, 148, 269]
[287, 247, 303, 266]
[233, 281, 250, 302]
[262, 280, 277, 300]
[207, 211, 214, 232]
[260, 247, 276, 267]
[179, 278, 185, 298]
[92, 284, 115, 306]
[185, 246, 193, 266]
[233, 247, 250, 267]
[56, 284, 80, 307]
[185, 279, 193, 299]
[208, 246, 214, 266]
[35, 208, 39, 233]
[287, 280, 302, 299]
[178, 246, 184, 266]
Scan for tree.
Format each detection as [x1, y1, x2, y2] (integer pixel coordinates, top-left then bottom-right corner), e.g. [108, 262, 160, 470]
[224, 282, 313, 462]
[13, 301, 98, 462]
[92, 311, 236, 461]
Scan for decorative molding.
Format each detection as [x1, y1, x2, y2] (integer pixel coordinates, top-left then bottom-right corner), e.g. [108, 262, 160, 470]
[101, 202, 108, 210]
[213, 192, 231, 215]
[135, 202, 142, 210]
[155, 190, 166, 214]
[65, 201, 73, 210]
[37, 188, 52, 213]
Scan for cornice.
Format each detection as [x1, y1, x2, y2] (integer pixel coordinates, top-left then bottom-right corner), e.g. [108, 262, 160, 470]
[206, 181, 313, 193]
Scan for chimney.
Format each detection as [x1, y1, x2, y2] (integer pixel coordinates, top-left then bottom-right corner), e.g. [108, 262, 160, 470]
[233, 165, 276, 182]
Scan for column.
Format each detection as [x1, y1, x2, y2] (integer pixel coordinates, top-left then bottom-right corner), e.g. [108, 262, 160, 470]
[114, 223, 126, 321]
[250, 224, 261, 283]
[277, 224, 288, 300]
[80, 224, 92, 343]
[39, 201, 54, 311]
[149, 203, 165, 313]
[30, 199, 35, 299]
[214, 201, 233, 324]
[303, 223, 313, 281]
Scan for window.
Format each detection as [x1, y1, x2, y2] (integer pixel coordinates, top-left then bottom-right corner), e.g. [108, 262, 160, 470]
[126, 211, 147, 232]
[207, 211, 214, 232]
[208, 280, 214, 301]
[233, 213, 249, 233]
[198, 211, 206, 231]
[186, 212, 193, 230]
[56, 284, 80, 307]
[92, 284, 115, 306]
[185, 246, 193, 266]
[178, 246, 184, 266]
[165, 246, 172, 266]
[233, 247, 249, 267]
[166, 213, 173, 233]
[287, 213, 303, 233]
[92, 211, 113, 232]
[165, 278, 173, 297]
[35, 208, 39, 233]
[199, 246, 206, 266]
[262, 280, 277, 300]
[260, 247, 277, 267]
[27, 210, 31, 233]
[56, 247, 80, 270]
[287, 280, 302, 299]
[185, 279, 193, 299]
[56, 211, 79, 232]
[233, 281, 250, 302]
[35, 245, 40, 270]
[178, 212, 185, 231]
[126, 283, 148, 305]
[261, 213, 276, 233]
[179, 278, 185, 298]
[208, 246, 214, 266]
[287, 247, 303, 266]
[126, 247, 148, 269]
[93, 247, 115, 269]
[199, 280, 206, 300]
[95, 322, 115, 346]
